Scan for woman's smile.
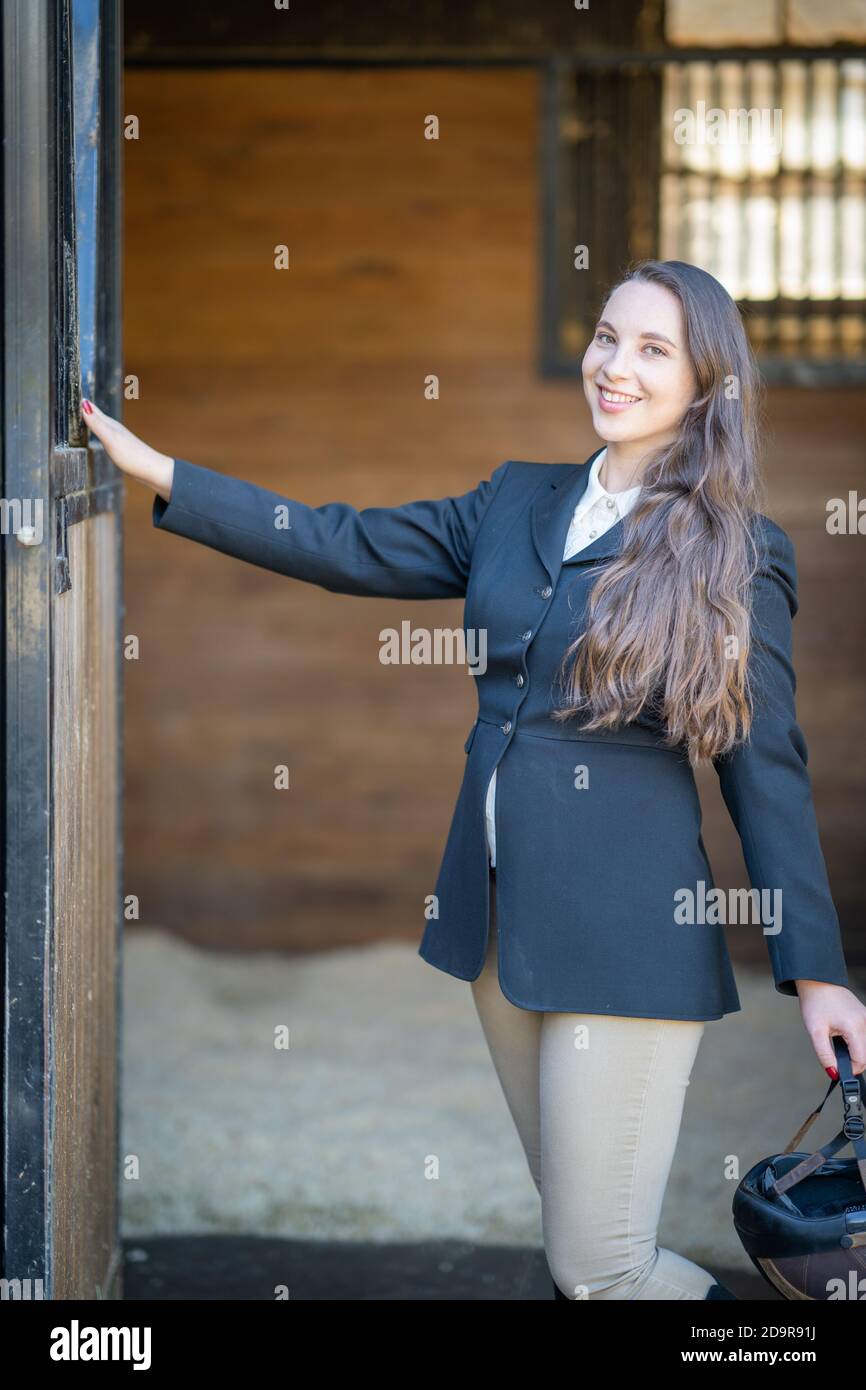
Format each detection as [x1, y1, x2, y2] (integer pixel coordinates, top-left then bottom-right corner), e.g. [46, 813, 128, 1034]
[597, 383, 644, 412]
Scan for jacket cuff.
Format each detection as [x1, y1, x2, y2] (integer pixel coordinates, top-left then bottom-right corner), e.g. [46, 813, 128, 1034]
[152, 457, 208, 532]
[775, 965, 850, 998]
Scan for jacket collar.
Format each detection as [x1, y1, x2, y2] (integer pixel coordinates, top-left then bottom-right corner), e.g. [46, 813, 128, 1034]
[530, 448, 629, 582]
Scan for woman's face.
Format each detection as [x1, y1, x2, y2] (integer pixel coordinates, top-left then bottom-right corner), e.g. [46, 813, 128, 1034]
[581, 280, 699, 458]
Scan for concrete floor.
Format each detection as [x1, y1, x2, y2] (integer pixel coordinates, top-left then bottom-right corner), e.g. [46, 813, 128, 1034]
[122, 927, 862, 1300]
[121, 1233, 766, 1300]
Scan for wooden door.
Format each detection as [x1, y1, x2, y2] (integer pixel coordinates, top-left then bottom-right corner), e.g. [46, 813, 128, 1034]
[2, 0, 124, 1300]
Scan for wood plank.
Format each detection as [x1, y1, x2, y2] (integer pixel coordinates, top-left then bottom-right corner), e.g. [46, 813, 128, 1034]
[52, 513, 119, 1298]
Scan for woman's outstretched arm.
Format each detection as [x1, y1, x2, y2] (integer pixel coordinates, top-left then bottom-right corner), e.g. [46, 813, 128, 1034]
[80, 399, 510, 599]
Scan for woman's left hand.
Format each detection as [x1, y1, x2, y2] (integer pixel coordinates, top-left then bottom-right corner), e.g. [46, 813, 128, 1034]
[796, 981, 866, 1078]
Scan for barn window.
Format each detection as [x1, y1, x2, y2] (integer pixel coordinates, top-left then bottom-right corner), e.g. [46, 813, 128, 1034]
[542, 53, 866, 384]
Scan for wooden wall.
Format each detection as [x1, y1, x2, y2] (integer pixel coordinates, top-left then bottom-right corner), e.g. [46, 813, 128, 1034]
[122, 67, 866, 970]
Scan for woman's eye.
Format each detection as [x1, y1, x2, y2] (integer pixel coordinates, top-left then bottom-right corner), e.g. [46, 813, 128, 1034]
[595, 331, 666, 357]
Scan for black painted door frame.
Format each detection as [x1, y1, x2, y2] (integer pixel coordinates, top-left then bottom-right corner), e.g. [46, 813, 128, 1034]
[2, 0, 124, 1299]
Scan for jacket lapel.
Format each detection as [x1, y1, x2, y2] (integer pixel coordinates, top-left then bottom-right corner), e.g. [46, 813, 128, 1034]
[530, 447, 625, 582]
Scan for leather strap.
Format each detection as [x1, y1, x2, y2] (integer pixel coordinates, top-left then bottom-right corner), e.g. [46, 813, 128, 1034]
[773, 1039, 866, 1199]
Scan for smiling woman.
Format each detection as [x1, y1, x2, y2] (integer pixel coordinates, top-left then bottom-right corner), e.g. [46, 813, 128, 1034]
[563, 261, 765, 765]
[78, 255, 866, 1305]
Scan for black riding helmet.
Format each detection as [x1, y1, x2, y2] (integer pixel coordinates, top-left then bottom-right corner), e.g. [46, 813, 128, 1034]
[733, 1037, 866, 1300]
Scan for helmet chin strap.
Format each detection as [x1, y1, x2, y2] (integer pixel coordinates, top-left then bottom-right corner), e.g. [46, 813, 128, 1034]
[771, 1039, 866, 1216]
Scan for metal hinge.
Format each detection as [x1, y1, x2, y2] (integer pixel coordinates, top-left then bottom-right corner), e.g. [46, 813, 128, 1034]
[55, 495, 71, 594]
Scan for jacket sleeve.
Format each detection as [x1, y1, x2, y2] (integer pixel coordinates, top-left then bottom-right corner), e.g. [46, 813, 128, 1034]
[151, 456, 512, 599]
[712, 518, 849, 997]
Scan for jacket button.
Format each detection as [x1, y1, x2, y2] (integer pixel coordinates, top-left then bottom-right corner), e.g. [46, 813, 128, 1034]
[515, 674, 524, 687]
[501, 721, 512, 734]
[521, 629, 532, 641]
[588, 530, 598, 538]
[541, 585, 553, 598]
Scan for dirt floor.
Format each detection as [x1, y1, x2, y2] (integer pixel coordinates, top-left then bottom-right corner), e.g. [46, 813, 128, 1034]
[121, 928, 863, 1300]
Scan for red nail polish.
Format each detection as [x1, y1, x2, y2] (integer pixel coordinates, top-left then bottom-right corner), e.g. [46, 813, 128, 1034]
[82, 399, 92, 414]
[826, 1066, 839, 1080]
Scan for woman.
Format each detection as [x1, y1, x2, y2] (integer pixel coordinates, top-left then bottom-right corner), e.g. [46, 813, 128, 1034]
[82, 259, 866, 1301]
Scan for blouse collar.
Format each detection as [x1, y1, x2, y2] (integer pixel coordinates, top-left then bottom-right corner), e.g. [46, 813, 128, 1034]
[581, 447, 643, 516]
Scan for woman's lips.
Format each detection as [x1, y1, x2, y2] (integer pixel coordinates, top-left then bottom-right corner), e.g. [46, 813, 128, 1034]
[596, 384, 643, 413]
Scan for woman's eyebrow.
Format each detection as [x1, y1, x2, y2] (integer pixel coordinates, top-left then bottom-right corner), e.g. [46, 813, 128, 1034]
[596, 319, 677, 348]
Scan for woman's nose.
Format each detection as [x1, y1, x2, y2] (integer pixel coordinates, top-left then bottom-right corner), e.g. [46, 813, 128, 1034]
[604, 349, 634, 379]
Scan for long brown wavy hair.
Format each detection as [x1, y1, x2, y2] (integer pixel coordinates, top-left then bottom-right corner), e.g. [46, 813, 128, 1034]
[554, 259, 769, 766]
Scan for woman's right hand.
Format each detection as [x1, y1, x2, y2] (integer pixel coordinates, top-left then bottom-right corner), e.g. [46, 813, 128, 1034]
[80, 399, 175, 501]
